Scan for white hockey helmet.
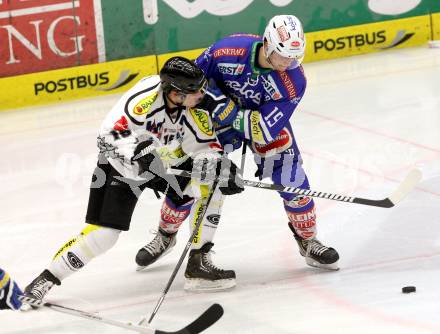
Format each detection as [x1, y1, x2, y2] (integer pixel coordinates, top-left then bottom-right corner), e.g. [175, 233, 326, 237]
[263, 15, 306, 64]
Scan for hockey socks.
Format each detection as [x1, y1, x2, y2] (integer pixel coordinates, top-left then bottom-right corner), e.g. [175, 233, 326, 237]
[284, 196, 316, 239]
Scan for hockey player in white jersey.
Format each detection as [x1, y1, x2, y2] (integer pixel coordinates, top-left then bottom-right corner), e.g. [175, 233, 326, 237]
[21, 57, 244, 307]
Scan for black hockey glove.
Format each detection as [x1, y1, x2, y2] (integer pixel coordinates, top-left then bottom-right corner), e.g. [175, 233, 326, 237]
[132, 139, 167, 178]
[217, 158, 244, 195]
[133, 138, 156, 173]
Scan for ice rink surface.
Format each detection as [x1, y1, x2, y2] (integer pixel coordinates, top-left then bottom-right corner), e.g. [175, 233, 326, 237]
[1, 46, 440, 333]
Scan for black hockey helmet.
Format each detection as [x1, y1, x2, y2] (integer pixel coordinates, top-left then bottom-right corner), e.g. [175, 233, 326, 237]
[160, 56, 206, 94]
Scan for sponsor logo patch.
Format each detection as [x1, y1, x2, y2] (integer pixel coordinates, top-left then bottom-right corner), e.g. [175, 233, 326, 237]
[113, 116, 129, 131]
[277, 26, 289, 42]
[190, 109, 213, 136]
[217, 100, 236, 121]
[134, 92, 158, 115]
[253, 128, 291, 157]
[250, 111, 264, 143]
[262, 75, 283, 100]
[67, 252, 84, 270]
[288, 207, 316, 226]
[213, 47, 246, 58]
[279, 71, 296, 99]
[207, 214, 220, 226]
[217, 63, 245, 75]
[287, 195, 312, 208]
[161, 202, 189, 224]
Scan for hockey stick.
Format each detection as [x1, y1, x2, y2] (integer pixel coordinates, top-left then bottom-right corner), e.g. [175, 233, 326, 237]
[239, 139, 247, 172]
[18, 296, 223, 334]
[140, 179, 221, 325]
[166, 168, 422, 208]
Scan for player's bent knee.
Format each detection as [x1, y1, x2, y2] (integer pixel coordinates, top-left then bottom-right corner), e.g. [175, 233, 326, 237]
[49, 225, 121, 281]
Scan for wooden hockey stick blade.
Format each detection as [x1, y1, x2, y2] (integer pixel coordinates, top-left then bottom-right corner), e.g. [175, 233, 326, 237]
[349, 169, 421, 208]
[386, 168, 422, 206]
[19, 296, 223, 334]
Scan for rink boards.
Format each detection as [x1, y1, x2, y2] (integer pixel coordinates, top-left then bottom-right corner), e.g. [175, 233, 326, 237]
[0, 14, 437, 111]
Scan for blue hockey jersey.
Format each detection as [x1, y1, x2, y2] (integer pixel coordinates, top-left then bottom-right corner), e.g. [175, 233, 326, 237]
[195, 34, 307, 146]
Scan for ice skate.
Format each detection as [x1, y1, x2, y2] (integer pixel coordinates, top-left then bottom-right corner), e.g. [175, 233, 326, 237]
[21, 269, 60, 311]
[289, 223, 339, 270]
[135, 229, 176, 271]
[184, 242, 236, 291]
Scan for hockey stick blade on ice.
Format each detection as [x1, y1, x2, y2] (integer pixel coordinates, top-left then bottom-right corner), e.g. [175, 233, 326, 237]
[19, 296, 223, 334]
[168, 168, 422, 208]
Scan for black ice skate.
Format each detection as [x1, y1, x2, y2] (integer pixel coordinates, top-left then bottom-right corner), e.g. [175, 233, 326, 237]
[184, 242, 236, 292]
[21, 269, 61, 311]
[135, 228, 176, 271]
[288, 223, 340, 270]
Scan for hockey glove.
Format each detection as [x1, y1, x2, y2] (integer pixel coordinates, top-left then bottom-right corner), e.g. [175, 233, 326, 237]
[217, 158, 244, 195]
[0, 269, 23, 310]
[133, 139, 167, 178]
[197, 85, 239, 127]
[192, 153, 244, 195]
[216, 125, 244, 151]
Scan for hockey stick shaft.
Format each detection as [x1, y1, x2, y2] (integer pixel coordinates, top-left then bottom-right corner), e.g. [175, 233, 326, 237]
[19, 296, 223, 334]
[141, 180, 220, 325]
[239, 139, 247, 172]
[167, 168, 421, 208]
[19, 296, 154, 333]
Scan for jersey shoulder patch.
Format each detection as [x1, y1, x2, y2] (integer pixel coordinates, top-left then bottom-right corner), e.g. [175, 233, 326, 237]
[274, 67, 306, 103]
[188, 108, 214, 136]
[133, 91, 158, 115]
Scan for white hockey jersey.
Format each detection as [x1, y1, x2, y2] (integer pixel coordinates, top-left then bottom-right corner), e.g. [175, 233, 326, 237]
[98, 75, 222, 180]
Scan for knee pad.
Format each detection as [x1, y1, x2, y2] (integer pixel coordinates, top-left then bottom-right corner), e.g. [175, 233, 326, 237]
[284, 196, 317, 239]
[49, 225, 120, 281]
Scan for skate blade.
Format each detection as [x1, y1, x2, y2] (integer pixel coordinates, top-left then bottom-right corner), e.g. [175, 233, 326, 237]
[136, 265, 148, 272]
[20, 303, 36, 312]
[305, 257, 339, 271]
[184, 278, 236, 292]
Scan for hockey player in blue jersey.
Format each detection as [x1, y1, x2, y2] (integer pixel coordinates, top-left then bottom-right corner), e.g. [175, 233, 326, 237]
[136, 15, 339, 290]
[194, 14, 339, 270]
[0, 268, 22, 310]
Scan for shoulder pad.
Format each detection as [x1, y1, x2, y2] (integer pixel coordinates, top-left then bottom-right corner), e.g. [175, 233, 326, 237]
[187, 108, 214, 137]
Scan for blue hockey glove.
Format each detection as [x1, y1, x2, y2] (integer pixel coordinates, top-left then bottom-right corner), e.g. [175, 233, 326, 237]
[0, 269, 23, 310]
[216, 125, 243, 151]
[197, 85, 239, 127]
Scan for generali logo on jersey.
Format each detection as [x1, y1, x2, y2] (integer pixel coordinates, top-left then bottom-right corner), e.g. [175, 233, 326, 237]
[213, 47, 246, 58]
[0, 0, 100, 78]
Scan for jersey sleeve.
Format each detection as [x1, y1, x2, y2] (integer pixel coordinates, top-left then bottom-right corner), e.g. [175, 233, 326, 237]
[232, 67, 306, 144]
[195, 43, 217, 78]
